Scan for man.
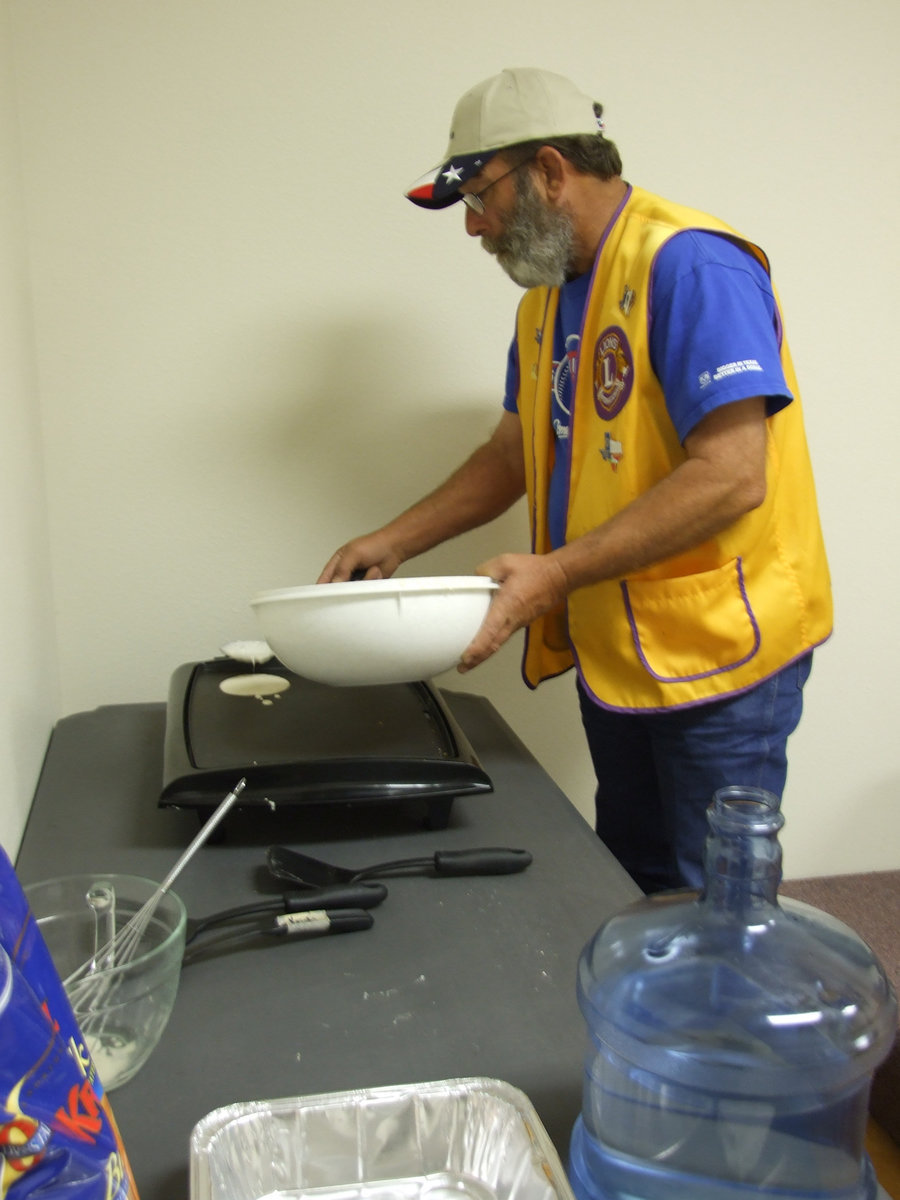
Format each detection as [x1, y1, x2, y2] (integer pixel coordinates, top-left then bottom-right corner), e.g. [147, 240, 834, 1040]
[319, 68, 832, 893]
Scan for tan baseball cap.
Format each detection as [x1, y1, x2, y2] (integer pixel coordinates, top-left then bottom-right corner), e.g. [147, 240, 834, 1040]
[407, 67, 602, 209]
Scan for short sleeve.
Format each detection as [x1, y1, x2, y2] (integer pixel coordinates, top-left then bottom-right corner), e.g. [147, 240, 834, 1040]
[649, 230, 792, 443]
[503, 333, 520, 413]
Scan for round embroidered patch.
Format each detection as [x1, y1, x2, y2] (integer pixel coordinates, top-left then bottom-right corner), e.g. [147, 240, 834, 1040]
[592, 325, 633, 418]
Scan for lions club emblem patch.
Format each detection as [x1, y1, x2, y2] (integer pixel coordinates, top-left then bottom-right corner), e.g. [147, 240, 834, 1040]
[592, 326, 633, 418]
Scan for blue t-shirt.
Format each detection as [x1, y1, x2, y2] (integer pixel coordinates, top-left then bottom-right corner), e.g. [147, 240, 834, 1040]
[503, 230, 792, 548]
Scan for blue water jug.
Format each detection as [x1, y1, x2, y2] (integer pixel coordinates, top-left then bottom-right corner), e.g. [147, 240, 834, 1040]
[569, 786, 897, 1200]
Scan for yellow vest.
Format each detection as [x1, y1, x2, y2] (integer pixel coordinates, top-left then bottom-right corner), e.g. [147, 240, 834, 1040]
[516, 186, 832, 711]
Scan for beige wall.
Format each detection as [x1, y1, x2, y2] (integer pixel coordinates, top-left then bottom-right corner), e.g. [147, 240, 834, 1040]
[3, 0, 898, 877]
[0, 0, 59, 855]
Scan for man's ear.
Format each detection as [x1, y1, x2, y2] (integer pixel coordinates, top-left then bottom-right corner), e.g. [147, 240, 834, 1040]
[532, 145, 568, 200]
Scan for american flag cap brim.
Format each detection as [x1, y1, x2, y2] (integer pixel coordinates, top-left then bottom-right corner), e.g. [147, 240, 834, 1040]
[405, 150, 497, 209]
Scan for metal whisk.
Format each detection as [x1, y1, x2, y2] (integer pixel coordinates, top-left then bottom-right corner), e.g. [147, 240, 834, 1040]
[65, 778, 246, 1005]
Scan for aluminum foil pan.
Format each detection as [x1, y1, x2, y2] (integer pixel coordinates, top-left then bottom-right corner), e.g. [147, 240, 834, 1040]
[190, 1076, 575, 1200]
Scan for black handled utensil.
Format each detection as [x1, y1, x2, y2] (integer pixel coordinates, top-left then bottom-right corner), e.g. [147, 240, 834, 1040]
[267, 845, 532, 889]
[181, 906, 375, 965]
[184, 881, 387, 946]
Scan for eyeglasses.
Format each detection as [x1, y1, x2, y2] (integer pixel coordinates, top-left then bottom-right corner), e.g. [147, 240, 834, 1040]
[460, 155, 534, 215]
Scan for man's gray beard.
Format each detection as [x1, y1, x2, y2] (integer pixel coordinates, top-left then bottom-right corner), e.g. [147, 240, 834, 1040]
[481, 172, 575, 288]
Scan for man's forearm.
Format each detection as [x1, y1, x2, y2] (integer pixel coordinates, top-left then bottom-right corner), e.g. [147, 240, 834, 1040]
[551, 396, 768, 592]
[551, 453, 760, 592]
[459, 397, 769, 671]
[318, 411, 526, 583]
[381, 431, 526, 562]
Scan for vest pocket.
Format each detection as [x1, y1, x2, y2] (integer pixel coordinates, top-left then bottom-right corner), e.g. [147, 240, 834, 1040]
[621, 557, 760, 683]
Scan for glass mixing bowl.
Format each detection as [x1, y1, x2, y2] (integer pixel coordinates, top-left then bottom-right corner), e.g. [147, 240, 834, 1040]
[25, 872, 186, 1091]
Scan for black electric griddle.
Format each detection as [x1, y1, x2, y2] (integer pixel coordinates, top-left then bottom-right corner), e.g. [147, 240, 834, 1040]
[159, 659, 492, 829]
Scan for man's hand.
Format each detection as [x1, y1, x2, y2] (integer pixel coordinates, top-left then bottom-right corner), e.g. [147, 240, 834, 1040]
[458, 553, 569, 672]
[317, 531, 403, 583]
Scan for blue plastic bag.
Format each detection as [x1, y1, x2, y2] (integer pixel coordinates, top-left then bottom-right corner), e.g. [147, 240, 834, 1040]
[0, 846, 138, 1199]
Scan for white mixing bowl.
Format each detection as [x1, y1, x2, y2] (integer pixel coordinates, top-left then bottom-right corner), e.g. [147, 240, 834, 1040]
[251, 576, 498, 686]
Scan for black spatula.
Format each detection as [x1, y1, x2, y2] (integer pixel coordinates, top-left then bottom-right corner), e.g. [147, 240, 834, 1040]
[267, 845, 532, 889]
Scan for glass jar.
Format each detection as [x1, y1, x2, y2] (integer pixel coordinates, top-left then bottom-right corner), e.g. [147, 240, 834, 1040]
[569, 786, 897, 1200]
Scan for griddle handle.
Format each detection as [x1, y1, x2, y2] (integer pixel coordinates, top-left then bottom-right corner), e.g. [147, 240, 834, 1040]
[432, 848, 532, 876]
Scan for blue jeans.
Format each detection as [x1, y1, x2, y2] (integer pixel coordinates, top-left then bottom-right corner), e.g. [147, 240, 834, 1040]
[577, 654, 813, 893]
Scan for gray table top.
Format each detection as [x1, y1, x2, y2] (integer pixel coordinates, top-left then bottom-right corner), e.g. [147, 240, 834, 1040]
[17, 691, 639, 1200]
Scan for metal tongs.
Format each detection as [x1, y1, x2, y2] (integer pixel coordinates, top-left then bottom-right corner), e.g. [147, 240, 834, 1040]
[266, 845, 533, 889]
